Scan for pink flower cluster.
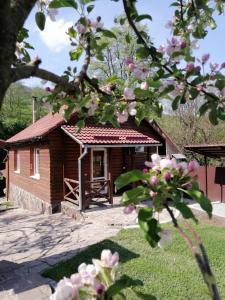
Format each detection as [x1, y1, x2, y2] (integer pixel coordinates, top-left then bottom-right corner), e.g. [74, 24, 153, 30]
[50, 249, 119, 300]
[124, 58, 149, 80]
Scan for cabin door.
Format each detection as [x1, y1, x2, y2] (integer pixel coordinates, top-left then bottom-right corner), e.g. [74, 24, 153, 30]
[91, 148, 108, 193]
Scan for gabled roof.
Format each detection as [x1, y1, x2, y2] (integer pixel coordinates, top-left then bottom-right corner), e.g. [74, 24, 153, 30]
[61, 124, 160, 145]
[6, 111, 66, 144]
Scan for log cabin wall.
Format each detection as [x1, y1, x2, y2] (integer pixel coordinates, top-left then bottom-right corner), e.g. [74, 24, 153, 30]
[49, 129, 64, 211]
[8, 143, 52, 213]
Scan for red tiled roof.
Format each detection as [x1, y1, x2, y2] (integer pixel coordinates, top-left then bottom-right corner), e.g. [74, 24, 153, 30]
[6, 112, 65, 144]
[61, 125, 160, 145]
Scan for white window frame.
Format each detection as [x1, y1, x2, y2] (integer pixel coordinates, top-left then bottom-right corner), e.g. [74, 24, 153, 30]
[31, 148, 40, 180]
[14, 151, 20, 174]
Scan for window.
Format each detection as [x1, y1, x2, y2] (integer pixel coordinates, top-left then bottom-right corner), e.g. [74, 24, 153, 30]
[30, 148, 40, 179]
[135, 146, 145, 153]
[14, 150, 20, 173]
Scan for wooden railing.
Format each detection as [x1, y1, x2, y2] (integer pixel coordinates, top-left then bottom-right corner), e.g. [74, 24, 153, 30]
[64, 178, 79, 205]
[86, 179, 113, 205]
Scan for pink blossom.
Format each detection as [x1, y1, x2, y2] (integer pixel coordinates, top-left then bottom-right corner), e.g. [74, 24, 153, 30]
[115, 110, 129, 123]
[128, 101, 137, 116]
[128, 63, 136, 72]
[76, 23, 86, 34]
[210, 62, 219, 72]
[101, 250, 119, 268]
[186, 62, 195, 72]
[196, 84, 203, 92]
[123, 204, 135, 214]
[145, 161, 154, 168]
[124, 57, 133, 65]
[123, 87, 135, 100]
[143, 168, 148, 174]
[158, 44, 166, 55]
[149, 190, 158, 198]
[187, 160, 199, 172]
[140, 81, 149, 90]
[160, 158, 174, 170]
[90, 19, 103, 29]
[150, 175, 158, 186]
[50, 278, 78, 300]
[201, 53, 210, 64]
[133, 68, 144, 80]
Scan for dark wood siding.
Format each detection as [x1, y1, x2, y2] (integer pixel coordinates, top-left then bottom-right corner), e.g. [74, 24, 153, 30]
[9, 144, 51, 202]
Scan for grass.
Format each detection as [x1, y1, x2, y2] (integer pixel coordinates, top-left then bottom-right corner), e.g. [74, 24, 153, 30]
[43, 223, 225, 299]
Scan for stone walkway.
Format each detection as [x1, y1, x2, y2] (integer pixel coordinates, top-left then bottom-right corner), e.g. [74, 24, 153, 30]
[0, 202, 179, 299]
[189, 201, 225, 218]
[0, 205, 137, 300]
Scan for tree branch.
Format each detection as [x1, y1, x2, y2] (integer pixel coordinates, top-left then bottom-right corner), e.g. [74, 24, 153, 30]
[11, 65, 77, 92]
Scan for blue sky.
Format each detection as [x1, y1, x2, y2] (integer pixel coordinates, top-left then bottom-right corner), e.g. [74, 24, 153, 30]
[23, 0, 225, 87]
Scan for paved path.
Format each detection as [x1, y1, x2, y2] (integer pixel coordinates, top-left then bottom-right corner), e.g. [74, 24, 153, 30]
[0, 203, 179, 299]
[0, 205, 137, 299]
[189, 201, 225, 218]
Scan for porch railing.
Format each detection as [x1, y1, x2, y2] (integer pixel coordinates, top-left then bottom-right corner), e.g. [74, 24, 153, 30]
[64, 178, 79, 206]
[85, 179, 113, 205]
[63, 178, 113, 208]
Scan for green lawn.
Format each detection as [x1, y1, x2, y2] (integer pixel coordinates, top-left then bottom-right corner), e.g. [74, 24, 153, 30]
[43, 224, 225, 299]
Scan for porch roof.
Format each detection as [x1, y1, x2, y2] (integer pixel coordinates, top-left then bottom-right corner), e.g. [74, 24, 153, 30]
[185, 144, 225, 159]
[61, 124, 160, 146]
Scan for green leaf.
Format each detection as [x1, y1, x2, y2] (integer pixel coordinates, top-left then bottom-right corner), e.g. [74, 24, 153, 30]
[122, 186, 150, 205]
[199, 102, 210, 116]
[135, 14, 152, 22]
[87, 4, 94, 13]
[209, 109, 218, 125]
[136, 47, 151, 59]
[69, 47, 83, 61]
[107, 275, 143, 297]
[115, 170, 144, 190]
[145, 218, 161, 247]
[76, 120, 85, 133]
[218, 107, 225, 121]
[138, 207, 153, 232]
[134, 88, 151, 99]
[49, 0, 78, 9]
[172, 96, 180, 110]
[179, 188, 212, 218]
[100, 29, 117, 39]
[175, 202, 198, 223]
[215, 79, 225, 91]
[35, 12, 46, 31]
[125, 33, 131, 44]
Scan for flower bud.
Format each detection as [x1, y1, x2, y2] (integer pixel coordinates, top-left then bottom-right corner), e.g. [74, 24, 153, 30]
[187, 160, 199, 172]
[201, 53, 210, 64]
[150, 175, 158, 186]
[96, 283, 105, 295]
[140, 81, 149, 90]
[123, 204, 135, 214]
[186, 62, 195, 72]
[128, 63, 136, 71]
[163, 171, 171, 181]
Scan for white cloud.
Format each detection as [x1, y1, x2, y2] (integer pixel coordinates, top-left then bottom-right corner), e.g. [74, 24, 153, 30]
[39, 17, 72, 53]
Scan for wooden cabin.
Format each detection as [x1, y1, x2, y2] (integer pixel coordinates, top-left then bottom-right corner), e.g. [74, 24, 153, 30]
[5, 112, 179, 214]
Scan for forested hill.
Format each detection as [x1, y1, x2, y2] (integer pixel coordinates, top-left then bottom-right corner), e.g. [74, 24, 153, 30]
[0, 83, 48, 140]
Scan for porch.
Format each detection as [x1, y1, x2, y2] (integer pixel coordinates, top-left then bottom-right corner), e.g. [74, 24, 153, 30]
[61, 122, 162, 210]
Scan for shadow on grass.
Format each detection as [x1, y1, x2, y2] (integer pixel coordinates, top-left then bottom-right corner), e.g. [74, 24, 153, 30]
[43, 239, 140, 282]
